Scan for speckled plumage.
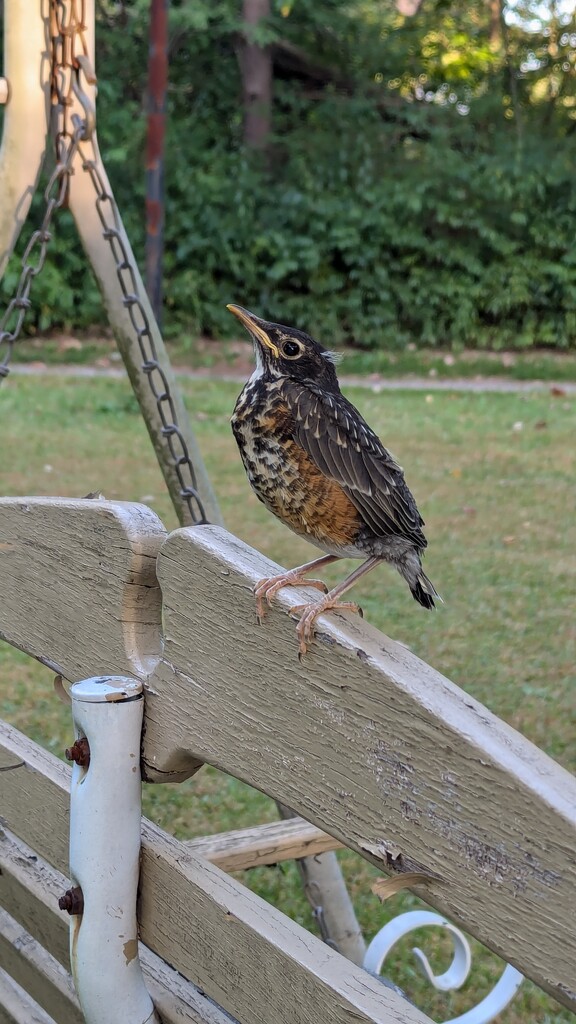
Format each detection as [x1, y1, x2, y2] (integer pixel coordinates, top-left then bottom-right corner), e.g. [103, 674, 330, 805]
[228, 304, 439, 653]
[232, 375, 365, 558]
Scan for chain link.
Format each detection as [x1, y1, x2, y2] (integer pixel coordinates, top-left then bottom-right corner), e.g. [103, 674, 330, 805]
[0, 0, 208, 524]
[0, 126, 84, 379]
[79, 155, 208, 524]
[0, 0, 87, 380]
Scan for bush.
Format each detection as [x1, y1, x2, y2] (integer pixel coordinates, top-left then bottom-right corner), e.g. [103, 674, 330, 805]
[2, 3, 575, 351]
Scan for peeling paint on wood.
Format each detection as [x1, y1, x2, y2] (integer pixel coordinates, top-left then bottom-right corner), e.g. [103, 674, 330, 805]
[0, 501, 574, 1014]
[0, 498, 166, 681]
[186, 817, 343, 871]
[0, 724, 429, 1024]
[0, 796, 238, 1024]
[144, 525, 576, 1010]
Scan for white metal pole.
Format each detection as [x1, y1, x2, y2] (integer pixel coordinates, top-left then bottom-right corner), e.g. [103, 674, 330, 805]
[65, 676, 160, 1024]
[0, 0, 51, 278]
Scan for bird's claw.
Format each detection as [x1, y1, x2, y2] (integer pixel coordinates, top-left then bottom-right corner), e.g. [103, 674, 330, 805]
[253, 574, 362, 657]
[254, 573, 328, 623]
[291, 600, 362, 656]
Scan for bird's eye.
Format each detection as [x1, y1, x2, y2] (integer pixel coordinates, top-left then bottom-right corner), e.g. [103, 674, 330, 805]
[281, 339, 303, 359]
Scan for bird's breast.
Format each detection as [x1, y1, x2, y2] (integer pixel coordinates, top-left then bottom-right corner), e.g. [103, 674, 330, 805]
[232, 381, 363, 557]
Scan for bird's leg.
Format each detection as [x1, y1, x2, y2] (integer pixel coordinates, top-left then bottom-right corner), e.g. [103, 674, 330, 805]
[254, 554, 340, 623]
[290, 555, 382, 656]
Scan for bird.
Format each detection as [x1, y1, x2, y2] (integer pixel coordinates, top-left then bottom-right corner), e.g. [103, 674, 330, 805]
[227, 303, 439, 655]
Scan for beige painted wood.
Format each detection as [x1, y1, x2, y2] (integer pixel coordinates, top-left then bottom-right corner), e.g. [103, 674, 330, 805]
[143, 525, 576, 1012]
[0, 822, 236, 1024]
[187, 817, 343, 871]
[0, 829, 71, 970]
[0, 722, 71, 872]
[0, 724, 430, 1024]
[0, 969, 57, 1024]
[143, 948, 236, 1024]
[194, 811, 364, 965]
[0, 498, 166, 681]
[0, 909, 82, 1024]
[0, 493, 355, 958]
[139, 821, 429, 1024]
[1, 502, 575, 1008]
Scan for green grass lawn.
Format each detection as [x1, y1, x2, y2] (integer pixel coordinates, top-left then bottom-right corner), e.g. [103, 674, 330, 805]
[1, 372, 575, 1023]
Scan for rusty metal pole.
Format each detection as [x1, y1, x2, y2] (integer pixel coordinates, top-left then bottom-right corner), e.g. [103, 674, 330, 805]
[145, 0, 168, 327]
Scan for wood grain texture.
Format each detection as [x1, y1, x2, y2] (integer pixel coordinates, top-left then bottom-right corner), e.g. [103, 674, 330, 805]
[139, 821, 429, 1024]
[0, 908, 82, 1024]
[0, 829, 71, 970]
[144, 525, 576, 1011]
[0, 969, 57, 1024]
[0, 724, 429, 1024]
[0, 498, 166, 681]
[186, 817, 343, 871]
[0, 815, 237, 1024]
[0, 723, 71, 872]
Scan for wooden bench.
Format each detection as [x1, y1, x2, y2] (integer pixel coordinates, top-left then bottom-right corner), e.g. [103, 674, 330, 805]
[1, 497, 574, 1023]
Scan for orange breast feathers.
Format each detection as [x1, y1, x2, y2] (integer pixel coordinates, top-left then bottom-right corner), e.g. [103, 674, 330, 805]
[268, 439, 363, 550]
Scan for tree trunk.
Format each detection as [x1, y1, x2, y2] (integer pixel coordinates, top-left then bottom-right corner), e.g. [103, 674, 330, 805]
[488, 0, 502, 51]
[145, 0, 168, 326]
[396, 0, 425, 15]
[240, 0, 272, 149]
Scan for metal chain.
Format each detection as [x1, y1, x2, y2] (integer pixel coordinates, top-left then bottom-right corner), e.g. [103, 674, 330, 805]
[0, 0, 208, 524]
[0, 0, 86, 381]
[78, 154, 208, 524]
[0, 129, 83, 381]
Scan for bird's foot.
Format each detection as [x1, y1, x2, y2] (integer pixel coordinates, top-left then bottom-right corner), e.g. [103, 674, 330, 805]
[290, 599, 363, 658]
[254, 572, 328, 623]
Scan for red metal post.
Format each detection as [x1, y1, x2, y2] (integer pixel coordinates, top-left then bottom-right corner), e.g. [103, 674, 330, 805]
[145, 0, 168, 326]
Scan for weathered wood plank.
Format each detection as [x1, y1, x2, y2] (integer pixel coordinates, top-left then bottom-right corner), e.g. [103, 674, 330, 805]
[186, 817, 343, 872]
[144, 948, 238, 1024]
[143, 525, 576, 1011]
[0, 969, 56, 1024]
[0, 829, 71, 970]
[0, 498, 166, 681]
[0, 908, 82, 1024]
[0, 725, 71, 873]
[0, 723, 430, 1024]
[139, 821, 429, 1024]
[0, 822, 236, 1024]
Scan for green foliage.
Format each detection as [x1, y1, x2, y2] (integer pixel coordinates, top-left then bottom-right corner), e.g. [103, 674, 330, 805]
[1, 0, 575, 350]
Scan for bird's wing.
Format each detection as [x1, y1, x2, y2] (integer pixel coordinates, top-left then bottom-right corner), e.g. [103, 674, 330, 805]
[280, 379, 427, 548]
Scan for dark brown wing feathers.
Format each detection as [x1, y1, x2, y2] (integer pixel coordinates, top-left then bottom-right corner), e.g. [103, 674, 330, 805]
[281, 380, 427, 550]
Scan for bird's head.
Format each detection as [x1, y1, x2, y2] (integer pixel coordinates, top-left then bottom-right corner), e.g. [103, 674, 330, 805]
[227, 304, 340, 391]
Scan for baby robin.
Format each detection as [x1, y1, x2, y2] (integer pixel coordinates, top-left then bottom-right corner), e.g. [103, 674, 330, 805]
[228, 304, 439, 655]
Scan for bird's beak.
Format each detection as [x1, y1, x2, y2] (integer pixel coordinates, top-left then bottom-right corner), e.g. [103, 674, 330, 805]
[226, 304, 280, 358]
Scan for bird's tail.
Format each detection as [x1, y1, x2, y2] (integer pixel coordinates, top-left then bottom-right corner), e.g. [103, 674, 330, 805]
[410, 573, 439, 609]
